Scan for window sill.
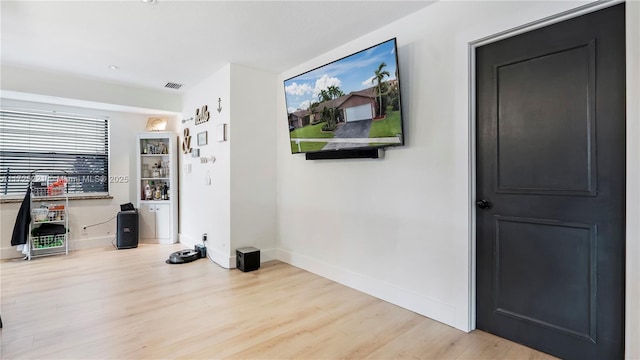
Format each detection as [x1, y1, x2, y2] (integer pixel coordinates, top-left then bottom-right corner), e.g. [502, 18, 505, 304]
[0, 195, 114, 204]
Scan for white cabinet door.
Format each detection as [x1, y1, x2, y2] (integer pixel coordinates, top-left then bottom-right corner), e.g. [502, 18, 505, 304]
[139, 203, 156, 239]
[155, 203, 171, 241]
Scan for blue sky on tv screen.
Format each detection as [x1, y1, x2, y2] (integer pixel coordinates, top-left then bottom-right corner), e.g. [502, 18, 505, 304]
[284, 39, 398, 114]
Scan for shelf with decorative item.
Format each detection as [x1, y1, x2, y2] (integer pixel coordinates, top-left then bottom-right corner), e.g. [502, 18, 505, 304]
[141, 160, 170, 179]
[139, 199, 171, 204]
[140, 139, 170, 155]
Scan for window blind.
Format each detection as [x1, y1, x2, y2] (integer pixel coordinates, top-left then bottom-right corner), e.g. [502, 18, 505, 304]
[0, 108, 109, 196]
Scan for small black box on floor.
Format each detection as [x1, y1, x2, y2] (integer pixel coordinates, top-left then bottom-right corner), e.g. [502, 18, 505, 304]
[116, 210, 139, 249]
[236, 247, 260, 272]
[195, 244, 206, 258]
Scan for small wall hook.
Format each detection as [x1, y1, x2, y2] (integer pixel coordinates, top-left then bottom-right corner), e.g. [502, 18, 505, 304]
[200, 156, 216, 164]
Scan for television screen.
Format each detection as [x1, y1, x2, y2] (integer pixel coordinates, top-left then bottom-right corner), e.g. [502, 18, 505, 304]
[284, 38, 403, 154]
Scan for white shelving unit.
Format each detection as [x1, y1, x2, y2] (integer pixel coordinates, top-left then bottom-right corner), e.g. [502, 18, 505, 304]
[136, 132, 177, 244]
[28, 173, 69, 260]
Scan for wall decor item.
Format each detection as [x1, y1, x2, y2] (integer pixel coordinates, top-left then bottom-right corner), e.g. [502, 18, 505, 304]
[200, 156, 216, 164]
[195, 105, 210, 125]
[182, 128, 192, 154]
[217, 97, 222, 113]
[145, 117, 167, 131]
[181, 117, 194, 124]
[216, 124, 227, 142]
[191, 148, 200, 157]
[197, 131, 208, 146]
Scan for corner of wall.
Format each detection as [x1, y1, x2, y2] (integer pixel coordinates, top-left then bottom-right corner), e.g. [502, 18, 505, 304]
[178, 64, 232, 265]
[228, 64, 278, 258]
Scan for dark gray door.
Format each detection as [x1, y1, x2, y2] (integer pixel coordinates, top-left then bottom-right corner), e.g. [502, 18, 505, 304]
[476, 4, 625, 360]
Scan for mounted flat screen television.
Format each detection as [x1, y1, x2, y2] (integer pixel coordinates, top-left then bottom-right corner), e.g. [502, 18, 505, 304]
[284, 38, 404, 156]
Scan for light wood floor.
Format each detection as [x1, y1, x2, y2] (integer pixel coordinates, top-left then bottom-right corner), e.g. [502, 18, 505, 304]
[1, 244, 557, 359]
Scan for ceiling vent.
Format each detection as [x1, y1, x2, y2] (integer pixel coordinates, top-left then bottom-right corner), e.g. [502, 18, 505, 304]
[164, 82, 183, 90]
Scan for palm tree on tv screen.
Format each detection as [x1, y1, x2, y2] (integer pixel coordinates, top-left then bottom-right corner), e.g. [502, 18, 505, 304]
[373, 62, 390, 117]
[318, 89, 331, 102]
[308, 101, 319, 124]
[327, 85, 344, 99]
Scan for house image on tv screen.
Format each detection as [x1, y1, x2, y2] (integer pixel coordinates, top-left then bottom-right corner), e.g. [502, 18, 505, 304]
[284, 38, 404, 154]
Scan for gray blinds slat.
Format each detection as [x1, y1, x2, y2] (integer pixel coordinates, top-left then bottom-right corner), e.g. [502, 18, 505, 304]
[0, 109, 109, 196]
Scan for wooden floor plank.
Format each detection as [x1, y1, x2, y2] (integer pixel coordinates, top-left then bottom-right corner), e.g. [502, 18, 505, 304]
[1, 244, 557, 359]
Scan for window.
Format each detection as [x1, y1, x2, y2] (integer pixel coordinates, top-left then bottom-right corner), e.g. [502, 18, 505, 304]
[0, 108, 109, 197]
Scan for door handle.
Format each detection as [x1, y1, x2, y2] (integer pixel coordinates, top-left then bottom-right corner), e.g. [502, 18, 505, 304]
[476, 199, 492, 209]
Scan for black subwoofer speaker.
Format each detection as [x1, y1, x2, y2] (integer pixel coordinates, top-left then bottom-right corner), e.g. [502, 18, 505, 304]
[117, 210, 139, 249]
[236, 247, 260, 272]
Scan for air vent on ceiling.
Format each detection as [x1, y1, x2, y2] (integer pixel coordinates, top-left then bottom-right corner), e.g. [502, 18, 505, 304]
[164, 82, 183, 90]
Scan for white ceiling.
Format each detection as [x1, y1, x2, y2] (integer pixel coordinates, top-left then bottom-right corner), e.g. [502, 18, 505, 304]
[1, 1, 434, 94]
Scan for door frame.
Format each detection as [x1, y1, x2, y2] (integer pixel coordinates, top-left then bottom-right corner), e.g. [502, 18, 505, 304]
[467, 0, 638, 356]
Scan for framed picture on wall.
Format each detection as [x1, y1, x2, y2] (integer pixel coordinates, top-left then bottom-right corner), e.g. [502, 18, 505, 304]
[216, 124, 227, 142]
[197, 131, 208, 146]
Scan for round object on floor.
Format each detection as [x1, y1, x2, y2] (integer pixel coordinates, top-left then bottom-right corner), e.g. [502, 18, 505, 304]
[166, 249, 200, 264]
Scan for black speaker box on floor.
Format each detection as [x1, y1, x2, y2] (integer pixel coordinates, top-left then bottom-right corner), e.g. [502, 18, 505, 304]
[116, 210, 139, 249]
[236, 247, 260, 272]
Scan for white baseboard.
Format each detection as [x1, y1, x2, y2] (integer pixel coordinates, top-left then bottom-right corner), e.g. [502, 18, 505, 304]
[0, 235, 114, 260]
[211, 247, 233, 269]
[140, 238, 177, 245]
[179, 233, 232, 269]
[69, 235, 115, 251]
[229, 247, 277, 269]
[0, 245, 27, 259]
[277, 248, 461, 331]
[178, 232, 199, 248]
[178, 233, 277, 270]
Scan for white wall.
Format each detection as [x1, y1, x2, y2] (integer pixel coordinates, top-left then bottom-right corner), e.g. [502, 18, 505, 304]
[179, 65, 232, 265]
[276, 3, 638, 357]
[0, 99, 158, 258]
[179, 63, 278, 267]
[229, 64, 278, 262]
